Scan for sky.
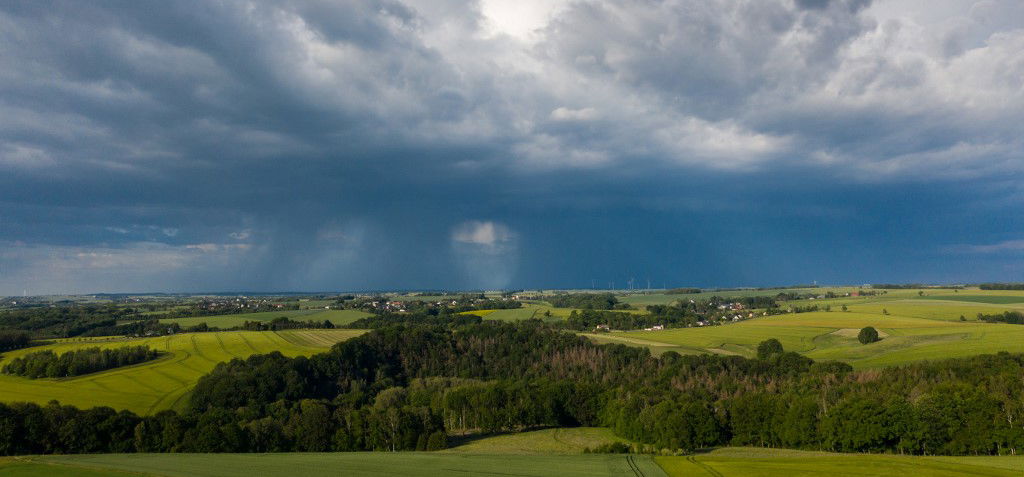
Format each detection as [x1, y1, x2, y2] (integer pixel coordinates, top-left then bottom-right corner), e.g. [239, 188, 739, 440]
[1, 0, 1023, 294]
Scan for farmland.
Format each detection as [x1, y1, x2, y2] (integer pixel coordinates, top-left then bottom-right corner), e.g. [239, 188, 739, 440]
[479, 303, 577, 321]
[598, 308, 1024, 367]
[0, 329, 363, 414]
[28, 453, 669, 477]
[443, 427, 632, 454]
[156, 309, 371, 328]
[656, 447, 1024, 477]
[2, 287, 1024, 473]
[12, 447, 1021, 476]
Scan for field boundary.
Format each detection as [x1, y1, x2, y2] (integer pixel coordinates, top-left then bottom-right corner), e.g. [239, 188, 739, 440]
[686, 456, 724, 477]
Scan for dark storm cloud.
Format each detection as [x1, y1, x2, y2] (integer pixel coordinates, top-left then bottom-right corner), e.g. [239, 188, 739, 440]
[1, 0, 1023, 294]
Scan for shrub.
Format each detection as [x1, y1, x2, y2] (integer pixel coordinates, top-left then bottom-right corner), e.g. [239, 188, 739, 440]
[588, 442, 631, 454]
[858, 327, 880, 345]
[756, 338, 783, 359]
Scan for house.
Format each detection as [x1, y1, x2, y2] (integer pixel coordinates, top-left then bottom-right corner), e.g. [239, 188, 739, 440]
[651, 325, 664, 330]
[595, 324, 610, 331]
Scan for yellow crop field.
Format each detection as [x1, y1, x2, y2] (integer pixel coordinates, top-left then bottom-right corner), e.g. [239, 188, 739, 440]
[0, 330, 364, 414]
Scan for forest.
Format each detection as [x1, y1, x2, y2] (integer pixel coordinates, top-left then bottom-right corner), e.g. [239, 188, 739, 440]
[547, 293, 623, 310]
[0, 305, 142, 338]
[0, 320, 1020, 456]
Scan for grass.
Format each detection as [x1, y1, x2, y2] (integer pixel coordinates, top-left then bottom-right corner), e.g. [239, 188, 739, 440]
[443, 427, 632, 454]
[599, 310, 1024, 368]
[0, 458, 138, 476]
[0, 330, 364, 414]
[156, 309, 371, 328]
[913, 295, 1024, 304]
[481, 304, 578, 322]
[656, 447, 1024, 476]
[843, 301, 1015, 321]
[618, 288, 865, 307]
[33, 453, 669, 477]
[20, 447, 1023, 477]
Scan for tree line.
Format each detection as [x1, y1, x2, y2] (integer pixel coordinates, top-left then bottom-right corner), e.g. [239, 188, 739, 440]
[2, 346, 160, 379]
[977, 311, 1024, 325]
[0, 305, 141, 338]
[978, 283, 1024, 290]
[872, 284, 963, 290]
[547, 293, 624, 310]
[346, 312, 482, 329]
[664, 288, 702, 294]
[0, 331, 31, 352]
[566, 309, 698, 330]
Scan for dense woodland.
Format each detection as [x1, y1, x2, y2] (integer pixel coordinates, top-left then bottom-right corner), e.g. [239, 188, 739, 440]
[347, 312, 482, 329]
[979, 283, 1024, 290]
[665, 288, 702, 294]
[2, 346, 160, 379]
[0, 320, 1020, 456]
[0, 331, 31, 352]
[0, 306, 142, 338]
[547, 293, 624, 310]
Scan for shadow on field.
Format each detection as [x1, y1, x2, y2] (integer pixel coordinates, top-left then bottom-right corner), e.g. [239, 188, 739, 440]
[444, 426, 559, 448]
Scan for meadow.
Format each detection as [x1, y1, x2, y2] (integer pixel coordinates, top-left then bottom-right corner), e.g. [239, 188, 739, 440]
[12, 446, 1021, 476]
[479, 303, 578, 322]
[600, 309, 1024, 367]
[617, 287, 863, 307]
[468, 303, 647, 322]
[656, 448, 1024, 477]
[27, 453, 669, 477]
[0, 329, 363, 414]
[443, 427, 632, 454]
[156, 309, 371, 328]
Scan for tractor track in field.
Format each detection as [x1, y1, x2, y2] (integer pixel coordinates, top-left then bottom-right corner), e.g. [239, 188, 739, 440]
[188, 335, 219, 365]
[236, 332, 261, 354]
[213, 332, 233, 357]
[687, 456, 724, 477]
[625, 455, 647, 477]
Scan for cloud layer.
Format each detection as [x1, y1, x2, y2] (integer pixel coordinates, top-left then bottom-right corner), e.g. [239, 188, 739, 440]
[1, 0, 1023, 293]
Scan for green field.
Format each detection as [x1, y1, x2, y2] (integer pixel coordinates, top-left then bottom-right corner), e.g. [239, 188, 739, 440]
[657, 448, 1024, 476]
[444, 427, 632, 454]
[156, 309, 371, 328]
[597, 310, 1024, 368]
[618, 288, 862, 307]
[465, 304, 581, 322]
[28, 453, 668, 477]
[13, 447, 1022, 476]
[0, 330, 364, 414]
[842, 301, 1017, 321]
[913, 294, 1024, 304]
